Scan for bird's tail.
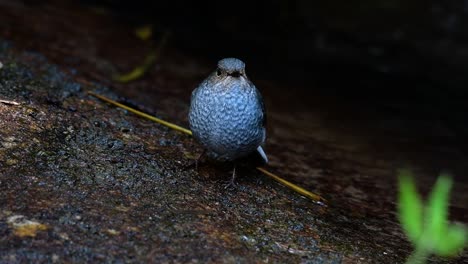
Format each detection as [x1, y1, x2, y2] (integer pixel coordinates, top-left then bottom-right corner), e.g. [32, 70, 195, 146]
[257, 146, 268, 164]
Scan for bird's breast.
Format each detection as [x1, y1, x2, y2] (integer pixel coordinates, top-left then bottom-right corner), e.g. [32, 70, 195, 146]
[189, 83, 264, 159]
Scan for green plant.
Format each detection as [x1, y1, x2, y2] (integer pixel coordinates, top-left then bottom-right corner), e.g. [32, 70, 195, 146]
[398, 169, 467, 264]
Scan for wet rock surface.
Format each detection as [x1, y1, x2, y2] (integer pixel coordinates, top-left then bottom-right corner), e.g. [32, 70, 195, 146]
[0, 1, 467, 263]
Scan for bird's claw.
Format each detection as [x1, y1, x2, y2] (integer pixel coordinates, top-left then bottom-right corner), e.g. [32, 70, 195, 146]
[223, 165, 238, 189]
[224, 179, 237, 190]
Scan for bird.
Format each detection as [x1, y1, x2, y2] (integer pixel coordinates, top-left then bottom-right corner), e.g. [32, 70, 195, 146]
[188, 58, 268, 187]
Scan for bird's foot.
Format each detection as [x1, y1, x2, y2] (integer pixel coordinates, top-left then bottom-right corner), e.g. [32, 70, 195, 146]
[224, 165, 237, 189]
[223, 179, 238, 190]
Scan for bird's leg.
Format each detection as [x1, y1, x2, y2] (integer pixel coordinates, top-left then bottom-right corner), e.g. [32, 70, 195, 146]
[184, 149, 206, 171]
[224, 164, 237, 189]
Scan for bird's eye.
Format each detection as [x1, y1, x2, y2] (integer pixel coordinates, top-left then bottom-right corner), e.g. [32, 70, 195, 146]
[216, 69, 222, 76]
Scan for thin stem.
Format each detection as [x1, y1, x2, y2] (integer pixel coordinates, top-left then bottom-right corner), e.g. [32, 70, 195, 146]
[406, 246, 429, 264]
[256, 167, 326, 204]
[114, 31, 170, 83]
[88, 91, 192, 135]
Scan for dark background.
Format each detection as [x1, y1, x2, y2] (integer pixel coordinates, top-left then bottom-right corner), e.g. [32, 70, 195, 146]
[83, 0, 468, 87]
[82, 0, 468, 141]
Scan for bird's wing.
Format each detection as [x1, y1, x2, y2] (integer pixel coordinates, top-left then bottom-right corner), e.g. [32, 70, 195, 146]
[254, 87, 268, 164]
[255, 88, 266, 127]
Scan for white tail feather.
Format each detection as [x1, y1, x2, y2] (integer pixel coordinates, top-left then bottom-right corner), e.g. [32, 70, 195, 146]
[257, 146, 268, 163]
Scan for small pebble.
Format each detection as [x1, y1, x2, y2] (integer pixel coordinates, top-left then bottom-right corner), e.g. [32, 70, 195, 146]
[6, 215, 48, 237]
[6, 159, 18, 165]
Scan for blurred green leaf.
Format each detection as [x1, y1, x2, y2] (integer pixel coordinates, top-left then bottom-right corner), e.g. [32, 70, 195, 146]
[398, 169, 424, 244]
[398, 170, 467, 264]
[434, 224, 467, 257]
[426, 174, 452, 245]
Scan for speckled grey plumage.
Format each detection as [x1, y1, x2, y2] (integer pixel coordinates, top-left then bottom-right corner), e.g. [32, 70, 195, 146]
[189, 58, 268, 163]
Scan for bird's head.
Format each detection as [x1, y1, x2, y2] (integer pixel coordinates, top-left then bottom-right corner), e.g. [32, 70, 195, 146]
[215, 58, 247, 79]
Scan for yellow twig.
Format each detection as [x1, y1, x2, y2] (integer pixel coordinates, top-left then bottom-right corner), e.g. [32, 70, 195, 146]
[88, 92, 192, 135]
[256, 167, 326, 204]
[88, 91, 326, 204]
